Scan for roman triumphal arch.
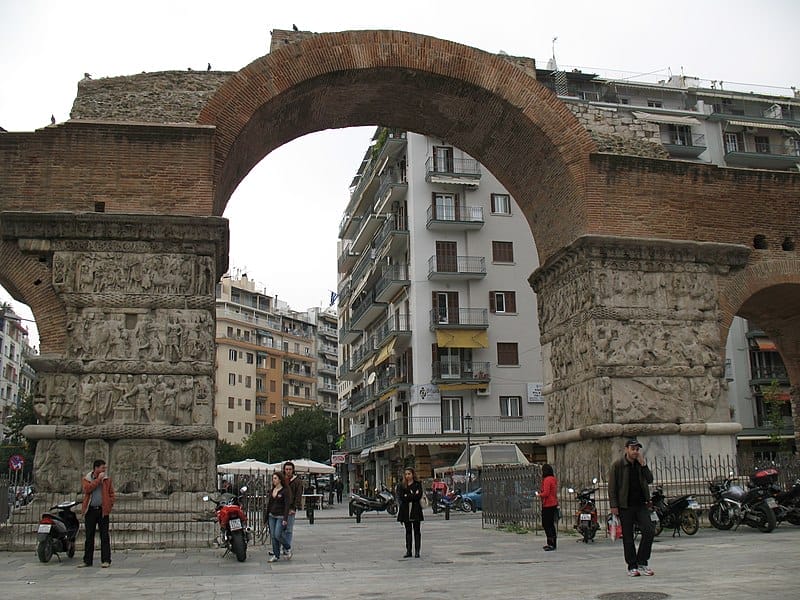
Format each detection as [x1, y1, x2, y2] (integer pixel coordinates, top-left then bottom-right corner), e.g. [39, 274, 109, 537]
[1, 30, 799, 504]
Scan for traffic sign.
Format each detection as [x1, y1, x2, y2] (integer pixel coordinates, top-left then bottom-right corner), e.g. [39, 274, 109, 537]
[331, 453, 347, 465]
[8, 454, 25, 471]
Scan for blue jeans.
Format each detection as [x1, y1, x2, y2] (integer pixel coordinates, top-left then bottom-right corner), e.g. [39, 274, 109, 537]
[281, 512, 296, 551]
[268, 514, 289, 558]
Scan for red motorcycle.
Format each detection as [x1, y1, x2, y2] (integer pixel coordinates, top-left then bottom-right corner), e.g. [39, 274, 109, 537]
[203, 485, 249, 562]
[568, 477, 600, 543]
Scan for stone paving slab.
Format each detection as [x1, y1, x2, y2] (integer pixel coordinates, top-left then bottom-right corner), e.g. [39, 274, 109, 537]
[1, 509, 799, 599]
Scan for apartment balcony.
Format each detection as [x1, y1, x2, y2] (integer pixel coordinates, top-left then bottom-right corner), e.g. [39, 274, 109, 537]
[339, 322, 361, 345]
[426, 204, 484, 230]
[374, 170, 408, 214]
[374, 313, 412, 348]
[425, 156, 481, 186]
[338, 359, 359, 382]
[350, 292, 387, 330]
[662, 133, 706, 158]
[373, 214, 409, 259]
[351, 213, 387, 256]
[318, 362, 337, 376]
[337, 241, 360, 273]
[429, 308, 489, 329]
[350, 338, 378, 371]
[375, 265, 410, 303]
[750, 366, 790, 386]
[724, 144, 800, 170]
[431, 361, 491, 384]
[350, 248, 376, 285]
[319, 344, 338, 360]
[283, 394, 316, 410]
[318, 381, 338, 394]
[343, 415, 546, 452]
[318, 326, 338, 341]
[427, 255, 487, 280]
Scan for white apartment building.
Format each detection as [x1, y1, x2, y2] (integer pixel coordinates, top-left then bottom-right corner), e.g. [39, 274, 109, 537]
[0, 305, 37, 439]
[337, 129, 545, 489]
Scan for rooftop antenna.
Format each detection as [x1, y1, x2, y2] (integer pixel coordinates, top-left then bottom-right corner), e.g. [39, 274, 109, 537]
[546, 37, 558, 71]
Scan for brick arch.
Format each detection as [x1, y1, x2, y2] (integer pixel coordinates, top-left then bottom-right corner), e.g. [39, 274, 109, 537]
[198, 30, 596, 263]
[0, 241, 67, 354]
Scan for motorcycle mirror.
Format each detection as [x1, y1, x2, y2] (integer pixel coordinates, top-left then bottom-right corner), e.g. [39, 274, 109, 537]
[202, 495, 210, 502]
[592, 477, 598, 484]
[240, 486, 248, 493]
[567, 487, 575, 493]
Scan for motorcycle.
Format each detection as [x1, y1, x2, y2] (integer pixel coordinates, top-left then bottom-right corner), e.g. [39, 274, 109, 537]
[349, 485, 398, 522]
[568, 477, 600, 543]
[748, 467, 800, 526]
[650, 485, 700, 537]
[36, 500, 80, 563]
[708, 473, 778, 533]
[203, 485, 250, 562]
[432, 489, 470, 514]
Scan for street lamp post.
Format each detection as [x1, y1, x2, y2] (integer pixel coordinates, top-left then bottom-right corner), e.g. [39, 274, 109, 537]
[464, 414, 473, 493]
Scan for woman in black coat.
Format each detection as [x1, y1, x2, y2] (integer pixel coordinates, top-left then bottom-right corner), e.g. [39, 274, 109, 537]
[395, 467, 425, 558]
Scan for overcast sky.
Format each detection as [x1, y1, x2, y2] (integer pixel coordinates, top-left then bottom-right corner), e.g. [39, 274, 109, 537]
[2, 0, 799, 347]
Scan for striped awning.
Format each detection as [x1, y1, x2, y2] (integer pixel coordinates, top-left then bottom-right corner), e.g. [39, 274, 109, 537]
[632, 111, 701, 126]
[725, 119, 796, 131]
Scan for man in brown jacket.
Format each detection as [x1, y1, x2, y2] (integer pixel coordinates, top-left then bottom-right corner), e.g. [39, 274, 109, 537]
[79, 459, 117, 568]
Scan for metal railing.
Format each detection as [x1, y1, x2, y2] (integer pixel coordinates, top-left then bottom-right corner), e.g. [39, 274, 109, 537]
[428, 255, 486, 277]
[431, 361, 490, 382]
[429, 308, 488, 328]
[425, 156, 481, 177]
[480, 454, 800, 533]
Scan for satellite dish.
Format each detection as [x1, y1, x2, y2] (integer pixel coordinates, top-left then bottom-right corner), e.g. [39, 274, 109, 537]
[367, 372, 377, 385]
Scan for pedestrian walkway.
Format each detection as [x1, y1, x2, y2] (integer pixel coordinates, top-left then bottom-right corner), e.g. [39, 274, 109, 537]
[2, 507, 798, 599]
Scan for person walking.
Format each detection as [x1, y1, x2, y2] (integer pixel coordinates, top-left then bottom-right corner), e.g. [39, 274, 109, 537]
[608, 439, 655, 577]
[539, 463, 559, 551]
[395, 467, 424, 558]
[335, 478, 344, 503]
[281, 461, 304, 559]
[79, 459, 116, 568]
[266, 471, 293, 563]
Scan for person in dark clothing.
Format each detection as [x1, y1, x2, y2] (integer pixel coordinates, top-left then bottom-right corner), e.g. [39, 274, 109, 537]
[281, 461, 304, 559]
[539, 463, 559, 551]
[608, 439, 655, 577]
[335, 479, 344, 503]
[266, 471, 293, 562]
[395, 467, 425, 558]
[79, 459, 116, 568]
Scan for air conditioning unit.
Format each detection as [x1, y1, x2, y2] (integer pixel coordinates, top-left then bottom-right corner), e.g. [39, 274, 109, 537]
[476, 386, 490, 397]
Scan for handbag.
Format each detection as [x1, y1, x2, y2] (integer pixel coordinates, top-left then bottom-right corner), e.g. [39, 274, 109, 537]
[421, 493, 430, 509]
[555, 506, 562, 521]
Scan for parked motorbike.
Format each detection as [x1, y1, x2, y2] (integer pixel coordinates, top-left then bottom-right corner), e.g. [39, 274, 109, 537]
[748, 467, 800, 526]
[650, 486, 700, 536]
[568, 477, 600, 543]
[349, 485, 398, 522]
[708, 473, 777, 533]
[203, 485, 249, 562]
[432, 489, 470, 514]
[36, 500, 80, 563]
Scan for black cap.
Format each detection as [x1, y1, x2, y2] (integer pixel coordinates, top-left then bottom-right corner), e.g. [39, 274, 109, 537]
[625, 439, 642, 449]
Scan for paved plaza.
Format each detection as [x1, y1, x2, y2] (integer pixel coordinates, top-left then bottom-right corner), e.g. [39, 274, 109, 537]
[1, 503, 798, 599]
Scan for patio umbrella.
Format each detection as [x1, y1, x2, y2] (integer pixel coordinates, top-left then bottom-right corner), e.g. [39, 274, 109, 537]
[284, 458, 335, 474]
[217, 458, 280, 475]
[436, 443, 529, 475]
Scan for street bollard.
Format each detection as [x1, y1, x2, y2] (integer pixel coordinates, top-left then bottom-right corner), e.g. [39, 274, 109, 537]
[444, 505, 450, 520]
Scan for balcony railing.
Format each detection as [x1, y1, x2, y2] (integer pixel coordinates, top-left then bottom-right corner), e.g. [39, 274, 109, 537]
[427, 255, 486, 279]
[750, 367, 789, 383]
[374, 313, 411, 347]
[431, 361, 491, 382]
[426, 204, 484, 229]
[425, 156, 481, 182]
[429, 308, 489, 328]
[343, 415, 547, 451]
[375, 264, 410, 301]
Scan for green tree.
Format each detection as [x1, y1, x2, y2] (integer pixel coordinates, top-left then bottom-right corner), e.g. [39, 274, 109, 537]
[6, 393, 37, 451]
[762, 380, 788, 449]
[216, 439, 244, 464]
[242, 408, 337, 463]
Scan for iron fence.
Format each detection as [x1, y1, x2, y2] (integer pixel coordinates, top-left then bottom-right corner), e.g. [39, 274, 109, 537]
[481, 454, 800, 533]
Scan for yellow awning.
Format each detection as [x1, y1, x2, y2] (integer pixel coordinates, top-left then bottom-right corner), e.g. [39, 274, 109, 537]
[374, 338, 396, 364]
[360, 356, 375, 373]
[435, 330, 489, 348]
[378, 388, 396, 402]
[438, 383, 489, 391]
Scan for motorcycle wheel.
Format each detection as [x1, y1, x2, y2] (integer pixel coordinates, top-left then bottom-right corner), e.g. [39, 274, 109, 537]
[230, 530, 247, 562]
[753, 505, 777, 533]
[67, 539, 76, 558]
[37, 538, 54, 563]
[679, 510, 700, 535]
[708, 503, 734, 530]
[386, 501, 398, 517]
[787, 512, 800, 526]
[463, 498, 475, 513]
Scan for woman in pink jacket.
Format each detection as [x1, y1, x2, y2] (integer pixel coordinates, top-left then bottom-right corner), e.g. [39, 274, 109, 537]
[539, 463, 559, 551]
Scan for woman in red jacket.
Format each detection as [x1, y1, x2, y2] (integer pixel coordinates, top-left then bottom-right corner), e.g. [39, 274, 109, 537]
[539, 463, 559, 551]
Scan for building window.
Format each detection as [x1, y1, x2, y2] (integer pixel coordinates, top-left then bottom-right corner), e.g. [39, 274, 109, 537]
[228, 397, 234, 409]
[441, 396, 462, 433]
[492, 241, 514, 263]
[433, 192, 459, 220]
[245, 399, 251, 411]
[270, 380, 276, 392]
[270, 357, 276, 369]
[754, 135, 770, 154]
[228, 373, 236, 386]
[245, 376, 252, 388]
[269, 402, 276, 414]
[227, 421, 234, 433]
[647, 100, 663, 108]
[490, 291, 516, 314]
[497, 342, 519, 366]
[500, 396, 522, 417]
[724, 132, 740, 153]
[227, 326, 233, 337]
[792, 139, 800, 156]
[246, 352, 254, 364]
[432, 145, 454, 172]
[228, 349, 237, 361]
[237, 422, 242, 430]
[667, 124, 691, 146]
[490, 193, 511, 215]
[244, 423, 253, 435]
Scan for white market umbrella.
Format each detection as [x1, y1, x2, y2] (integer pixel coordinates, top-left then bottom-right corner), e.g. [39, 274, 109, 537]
[217, 458, 279, 475]
[284, 458, 335, 474]
[437, 443, 529, 475]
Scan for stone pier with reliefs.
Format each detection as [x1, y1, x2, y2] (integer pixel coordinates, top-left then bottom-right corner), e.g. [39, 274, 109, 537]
[4, 211, 228, 496]
[531, 235, 749, 471]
